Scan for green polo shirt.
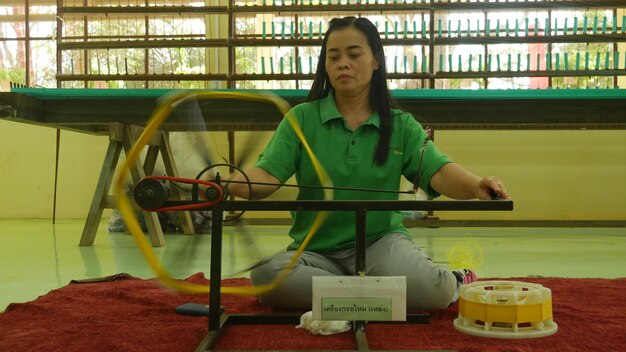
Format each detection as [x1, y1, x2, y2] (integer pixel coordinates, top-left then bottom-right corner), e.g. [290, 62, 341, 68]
[256, 93, 451, 252]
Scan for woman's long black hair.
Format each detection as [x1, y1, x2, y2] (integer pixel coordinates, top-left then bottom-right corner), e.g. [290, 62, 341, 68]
[307, 16, 397, 166]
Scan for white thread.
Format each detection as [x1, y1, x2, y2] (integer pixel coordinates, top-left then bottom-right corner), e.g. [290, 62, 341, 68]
[296, 311, 351, 335]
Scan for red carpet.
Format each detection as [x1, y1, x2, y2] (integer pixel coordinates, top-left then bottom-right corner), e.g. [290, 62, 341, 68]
[1, 273, 625, 351]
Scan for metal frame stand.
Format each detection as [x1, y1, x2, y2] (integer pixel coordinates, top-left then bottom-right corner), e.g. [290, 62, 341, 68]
[187, 198, 513, 352]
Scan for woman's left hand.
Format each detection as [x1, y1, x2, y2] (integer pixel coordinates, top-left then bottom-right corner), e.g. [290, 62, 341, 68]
[477, 176, 510, 200]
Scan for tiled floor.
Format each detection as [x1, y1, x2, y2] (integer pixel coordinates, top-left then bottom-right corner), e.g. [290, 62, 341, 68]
[1, 219, 625, 312]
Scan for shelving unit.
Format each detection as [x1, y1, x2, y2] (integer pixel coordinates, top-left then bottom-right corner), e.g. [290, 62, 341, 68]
[54, 0, 626, 89]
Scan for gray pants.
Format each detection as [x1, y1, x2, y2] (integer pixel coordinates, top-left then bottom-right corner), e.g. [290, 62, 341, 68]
[250, 233, 458, 311]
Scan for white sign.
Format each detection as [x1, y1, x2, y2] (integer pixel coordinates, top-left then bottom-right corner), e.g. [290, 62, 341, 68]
[312, 276, 406, 321]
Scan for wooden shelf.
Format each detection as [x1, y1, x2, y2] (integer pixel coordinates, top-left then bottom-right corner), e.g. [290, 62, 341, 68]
[57, 5, 228, 15]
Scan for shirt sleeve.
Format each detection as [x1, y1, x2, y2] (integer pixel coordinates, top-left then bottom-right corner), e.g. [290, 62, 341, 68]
[399, 112, 452, 198]
[254, 106, 302, 184]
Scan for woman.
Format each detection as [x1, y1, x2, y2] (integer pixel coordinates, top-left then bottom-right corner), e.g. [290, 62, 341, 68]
[228, 16, 509, 311]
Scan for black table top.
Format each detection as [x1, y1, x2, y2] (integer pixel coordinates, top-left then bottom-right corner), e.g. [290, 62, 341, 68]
[2, 88, 625, 134]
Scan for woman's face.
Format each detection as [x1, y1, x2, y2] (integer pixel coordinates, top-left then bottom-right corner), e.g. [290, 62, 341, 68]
[325, 26, 379, 97]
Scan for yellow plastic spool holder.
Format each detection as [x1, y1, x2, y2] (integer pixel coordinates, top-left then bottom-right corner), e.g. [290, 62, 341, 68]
[453, 280, 558, 339]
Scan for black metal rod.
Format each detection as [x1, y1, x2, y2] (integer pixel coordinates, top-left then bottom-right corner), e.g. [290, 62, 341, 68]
[162, 199, 513, 212]
[355, 208, 367, 276]
[354, 329, 369, 351]
[354, 208, 368, 342]
[209, 208, 223, 335]
[224, 179, 414, 194]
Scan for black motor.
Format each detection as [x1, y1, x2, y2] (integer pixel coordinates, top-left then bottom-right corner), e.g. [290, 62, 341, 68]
[133, 178, 171, 210]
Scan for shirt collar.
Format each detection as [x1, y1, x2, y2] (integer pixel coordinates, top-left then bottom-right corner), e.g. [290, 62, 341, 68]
[319, 92, 381, 129]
